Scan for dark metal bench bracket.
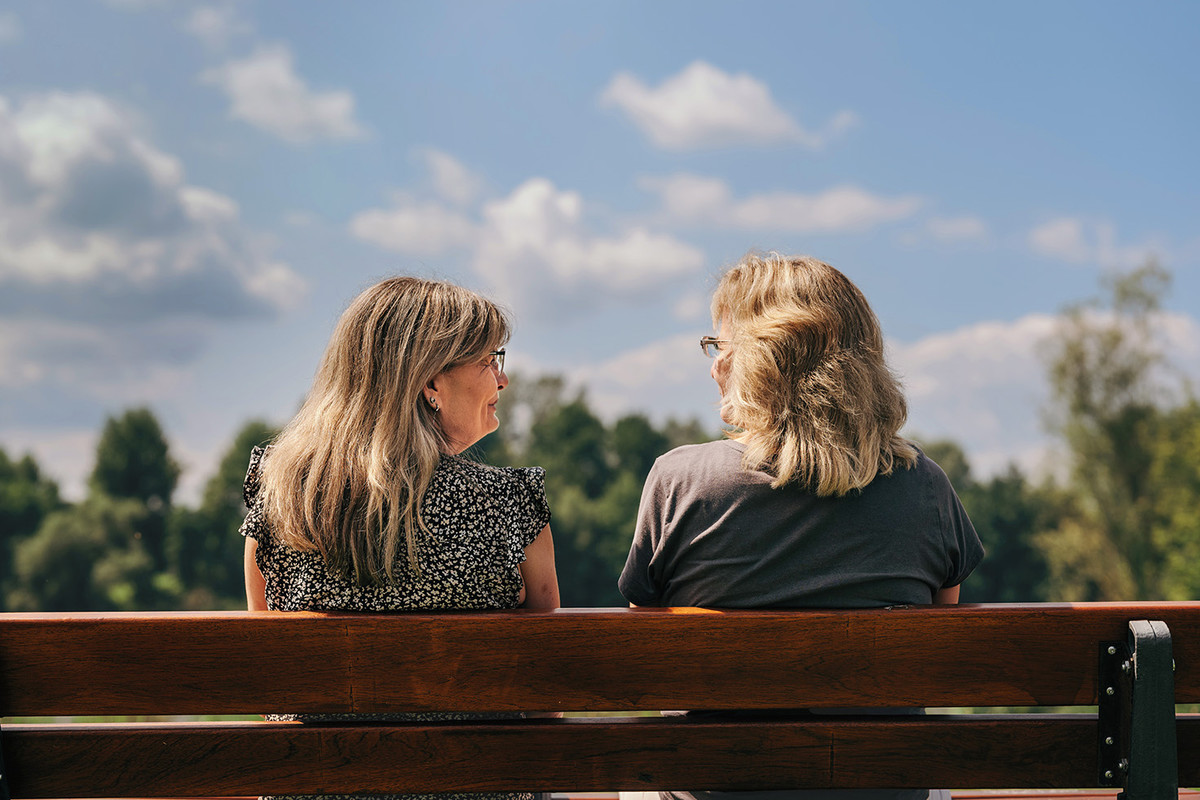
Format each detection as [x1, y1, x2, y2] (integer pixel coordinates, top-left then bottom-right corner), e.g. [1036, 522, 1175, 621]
[1099, 619, 1177, 800]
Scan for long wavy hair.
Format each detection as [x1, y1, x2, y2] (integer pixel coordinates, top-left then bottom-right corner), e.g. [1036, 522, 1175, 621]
[712, 252, 917, 495]
[257, 276, 511, 584]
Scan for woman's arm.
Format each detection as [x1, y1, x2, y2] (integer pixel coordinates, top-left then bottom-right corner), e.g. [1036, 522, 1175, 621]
[244, 537, 268, 611]
[519, 524, 560, 609]
[934, 584, 961, 604]
[521, 526, 562, 717]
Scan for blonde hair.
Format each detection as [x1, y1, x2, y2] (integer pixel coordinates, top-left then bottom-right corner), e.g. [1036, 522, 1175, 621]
[712, 252, 917, 495]
[258, 276, 510, 584]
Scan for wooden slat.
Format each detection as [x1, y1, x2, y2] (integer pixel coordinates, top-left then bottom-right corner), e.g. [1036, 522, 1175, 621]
[9, 714, 1200, 797]
[3, 604, 1200, 715]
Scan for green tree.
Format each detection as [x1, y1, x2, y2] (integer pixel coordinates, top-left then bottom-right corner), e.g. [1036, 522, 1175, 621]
[468, 372, 713, 606]
[169, 420, 279, 608]
[960, 468, 1061, 603]
[90, 408, 181, 570]
[0, 449, 64, 598]
[662, 417, 716, 451]
[527, 398, 613, 500]
[1039, 261, 1195, 600]
[91, 408, 181, 505]
[7, 494, 174, 611]
[612, 414, 671, 481]
[1147, 401, 1200, 598]
[919, 439, 1056, 603]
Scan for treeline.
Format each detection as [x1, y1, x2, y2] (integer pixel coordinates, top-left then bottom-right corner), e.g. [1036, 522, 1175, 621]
[930, 262, 1200, 602]
[1, 415, 278, 611]
[0, 377, 711, 610]
[2, 264, 1198, 610]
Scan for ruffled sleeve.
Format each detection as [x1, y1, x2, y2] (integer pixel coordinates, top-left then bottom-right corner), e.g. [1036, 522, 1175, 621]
[500, 465, 551, 552]
[242, 445, 267, 507]
[239, 446, 269, 543]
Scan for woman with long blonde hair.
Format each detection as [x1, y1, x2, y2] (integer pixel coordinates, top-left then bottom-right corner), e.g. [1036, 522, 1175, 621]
[241, 276, 557, 800]
[620, 252, 982, 800]
[244, 275, 557, 612]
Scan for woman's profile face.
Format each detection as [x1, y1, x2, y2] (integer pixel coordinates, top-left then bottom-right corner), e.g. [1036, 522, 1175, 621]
[429, 352, 509, 453]
[711, 318, 733, 424]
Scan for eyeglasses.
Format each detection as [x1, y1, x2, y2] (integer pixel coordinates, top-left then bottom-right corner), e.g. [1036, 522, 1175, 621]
[487, 349, 506, 374]
[699, 336, 730, 358]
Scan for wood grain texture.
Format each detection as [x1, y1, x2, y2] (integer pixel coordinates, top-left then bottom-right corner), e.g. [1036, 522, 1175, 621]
[3, 604, 1200, 715]
[9, 715, 1199, 797]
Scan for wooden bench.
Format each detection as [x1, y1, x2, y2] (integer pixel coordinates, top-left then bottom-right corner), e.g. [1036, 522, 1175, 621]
[1, 603, 1198, 799]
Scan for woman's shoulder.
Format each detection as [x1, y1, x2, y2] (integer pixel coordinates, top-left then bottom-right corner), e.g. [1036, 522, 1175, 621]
[649, 439, 747, 485]
[438, 456, 546, 495]
[905, 447, 957, 489]
[432, 458, 550, 534]
[489, 463, 548, 498]
[657, 438, 741, 466]
[870, 446, 962, 506]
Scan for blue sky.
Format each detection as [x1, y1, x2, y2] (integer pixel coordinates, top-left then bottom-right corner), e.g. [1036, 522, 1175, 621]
[1, 0, 1197, 502]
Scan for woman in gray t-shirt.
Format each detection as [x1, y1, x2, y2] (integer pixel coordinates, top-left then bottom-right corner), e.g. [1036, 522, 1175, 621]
[619, 251, 984, 800]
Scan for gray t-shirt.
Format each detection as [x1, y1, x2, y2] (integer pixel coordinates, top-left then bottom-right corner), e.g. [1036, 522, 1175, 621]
[618, 440, 984, 800]
[619, 440, 982, 609]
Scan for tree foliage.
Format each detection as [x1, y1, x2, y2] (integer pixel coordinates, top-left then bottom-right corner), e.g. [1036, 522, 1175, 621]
[488, 376, 712, 606]
[90, 408, 180, 507]
[1038, 261, 1198, 600]
[0, 449, 64, 599]
[89, 408, 181, 571]
[8, 494, 174, 611]
[168, 420, 279, 609]
[916, 440, 1058, 603]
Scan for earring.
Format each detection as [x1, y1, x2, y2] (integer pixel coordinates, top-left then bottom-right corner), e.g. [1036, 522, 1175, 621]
[428, 397, 440, 412]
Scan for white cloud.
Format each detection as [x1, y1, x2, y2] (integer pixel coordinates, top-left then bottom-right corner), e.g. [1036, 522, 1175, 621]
[567, 332, 719, 425]
[0, 317, 200, 392]
[422, 148, 484, 207]
[0, 91, 304, 425]
[474, 178, 705, 311]
[891, 309, 1200, 478]
[1029, 218, 1092, 263]
[349, 195, 478, 256]
[1029, 217, 1165, 267]
[184, 4, 254, 50]
[891, 314, 1060, 478]
[600, 61, 856, 150]
[0, 92, 303, 310]
[673, 291, 710, 322]
[350, 158, 706, 319]
[347, 151, 485, 252]
[201, 44, 365, 143]
[641, 173, 922, 233]
[0, 11, 21, 44]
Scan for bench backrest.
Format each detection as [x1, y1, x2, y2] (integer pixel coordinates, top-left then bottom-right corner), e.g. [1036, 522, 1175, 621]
[1, 603, 1198, 798]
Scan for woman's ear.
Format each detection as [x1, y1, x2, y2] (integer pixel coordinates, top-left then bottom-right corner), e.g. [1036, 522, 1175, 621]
[424, 378, 440, 412]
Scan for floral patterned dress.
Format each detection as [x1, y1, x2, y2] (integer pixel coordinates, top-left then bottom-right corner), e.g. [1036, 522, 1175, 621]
[240, 446, 551, 800]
